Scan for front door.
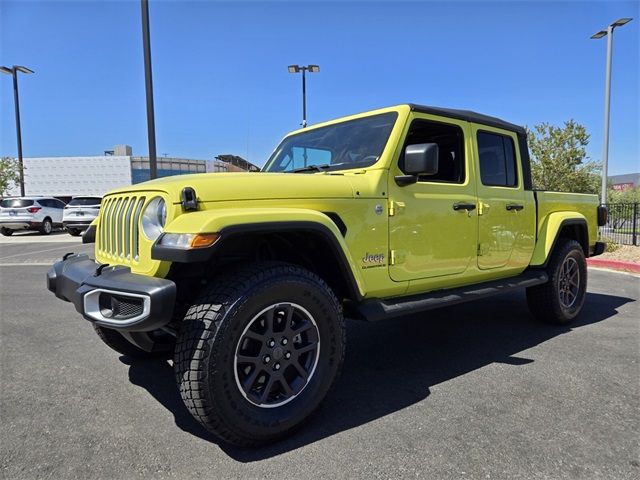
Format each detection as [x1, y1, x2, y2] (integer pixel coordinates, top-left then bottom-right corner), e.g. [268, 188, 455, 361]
[389, 115, 478, 282]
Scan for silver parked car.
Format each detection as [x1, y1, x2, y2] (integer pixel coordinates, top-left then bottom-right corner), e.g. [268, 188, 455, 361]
[63, 196, 102, 236]
[0, 197, 65, 236]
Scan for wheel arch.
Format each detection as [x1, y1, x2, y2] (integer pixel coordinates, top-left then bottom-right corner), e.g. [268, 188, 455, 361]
[530, 213, 589, 267]
[155, 209, 365, 302]
[212, 221, 363, 301]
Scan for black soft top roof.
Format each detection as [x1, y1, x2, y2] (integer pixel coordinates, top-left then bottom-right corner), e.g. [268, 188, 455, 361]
[408, 104, 526, 135]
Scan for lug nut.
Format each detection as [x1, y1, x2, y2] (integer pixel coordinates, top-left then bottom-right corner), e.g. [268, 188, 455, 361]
[281, 338, 288, 345]
[268, 339, 275, 347]
[264, 355, 271, 364]
[285, 352, 291, 359]
[274, 363, 281, 371]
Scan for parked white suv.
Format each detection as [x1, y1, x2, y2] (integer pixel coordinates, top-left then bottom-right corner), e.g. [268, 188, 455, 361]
[63, 196, 102, 236]
[0, 197, 65, 236]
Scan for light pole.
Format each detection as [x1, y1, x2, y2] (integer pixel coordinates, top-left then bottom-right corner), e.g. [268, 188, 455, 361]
[141, 0, 157, 179]
[0, 65, 34, 196]
[591, 17, 633, 205]
[287, 65, 320, 128]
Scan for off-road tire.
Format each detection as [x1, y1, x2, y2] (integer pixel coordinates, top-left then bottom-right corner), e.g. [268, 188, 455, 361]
[93, 325, 173, 359]
[39, 217, 53, 235]
[67, 228, 82, 236]
[526, 239, 587, 325]
[0, 228, 13, 236]
[173, 262, 346, 447]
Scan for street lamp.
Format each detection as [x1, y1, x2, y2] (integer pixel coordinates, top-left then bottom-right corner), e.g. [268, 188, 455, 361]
[0, 65, 34, 196]
[140, 0, 157, 179]
[287, 64, 320, 128]
[591, 17, 633, 205]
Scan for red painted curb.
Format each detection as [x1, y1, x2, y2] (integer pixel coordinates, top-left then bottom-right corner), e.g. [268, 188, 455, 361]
[587, 258, 640, 274]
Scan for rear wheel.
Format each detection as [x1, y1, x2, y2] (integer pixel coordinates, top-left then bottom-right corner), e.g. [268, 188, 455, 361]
[0, 228, 13, 236]
[174, 262, 345, 446]
[93, 325, 173, 359]
[526, 239, 587, 325]
[39, 218, 53, 235]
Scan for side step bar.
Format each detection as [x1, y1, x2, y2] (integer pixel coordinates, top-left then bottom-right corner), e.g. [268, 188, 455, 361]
[355, 270, 548, 322]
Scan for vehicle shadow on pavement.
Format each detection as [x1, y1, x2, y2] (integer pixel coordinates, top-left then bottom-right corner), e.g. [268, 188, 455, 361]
[123, 358, 218, 443]
[123, 290, 633, 461]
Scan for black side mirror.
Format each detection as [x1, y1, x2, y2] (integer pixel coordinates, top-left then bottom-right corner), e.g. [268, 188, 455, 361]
[395, 143, 439, 186]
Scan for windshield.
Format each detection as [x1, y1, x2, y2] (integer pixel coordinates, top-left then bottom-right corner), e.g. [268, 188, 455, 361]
[1, 199, 34, 208]
[263, 112, 398, 173]
[68, 197, 102, 206]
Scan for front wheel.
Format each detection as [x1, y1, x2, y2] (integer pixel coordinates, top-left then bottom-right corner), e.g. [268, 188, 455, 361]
[173, 263, 345, 446]
[526, 239, 587, 325]
[66, 228, 82, 236]
[0, 228, 13, 236]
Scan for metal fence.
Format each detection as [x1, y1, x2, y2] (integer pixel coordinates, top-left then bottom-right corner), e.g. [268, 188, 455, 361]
[601, 203, 639, 246]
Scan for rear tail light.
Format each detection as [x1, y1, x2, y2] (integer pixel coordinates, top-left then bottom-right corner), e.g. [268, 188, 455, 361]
[597, 205, 608, 226]
[27, 207, 41, 213]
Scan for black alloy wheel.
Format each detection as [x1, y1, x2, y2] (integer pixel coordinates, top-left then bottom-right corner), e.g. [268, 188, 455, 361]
[234, 302, 320, 408]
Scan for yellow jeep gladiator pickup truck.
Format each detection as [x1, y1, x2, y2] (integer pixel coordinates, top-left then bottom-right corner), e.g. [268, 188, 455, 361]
[47, 104, 607, 446]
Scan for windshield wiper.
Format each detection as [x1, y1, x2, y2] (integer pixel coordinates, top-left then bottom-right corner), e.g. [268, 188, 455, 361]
[291, 162, 351, 173]
[291, 164, 332, 173]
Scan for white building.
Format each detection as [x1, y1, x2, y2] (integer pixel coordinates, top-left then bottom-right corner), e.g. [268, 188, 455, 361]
[6, 146, 259, 200]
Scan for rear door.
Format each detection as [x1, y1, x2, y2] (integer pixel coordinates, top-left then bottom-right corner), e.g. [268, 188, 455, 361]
[37, 199, 53, 221]
[472, 126, 535, 270]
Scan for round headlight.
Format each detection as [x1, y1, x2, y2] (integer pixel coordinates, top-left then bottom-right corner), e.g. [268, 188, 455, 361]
[141, 197, 167, 240]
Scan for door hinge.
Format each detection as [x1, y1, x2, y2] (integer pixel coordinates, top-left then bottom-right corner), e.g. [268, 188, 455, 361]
[389, 249, 405, 265]
[388, 200, 405, 216]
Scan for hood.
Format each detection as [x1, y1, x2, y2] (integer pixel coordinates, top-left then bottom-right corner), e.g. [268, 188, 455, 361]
[108, 172, 357, 203]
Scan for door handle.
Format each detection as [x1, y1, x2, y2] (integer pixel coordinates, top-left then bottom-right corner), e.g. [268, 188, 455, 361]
[506, 204, 524, 211]
[453, 202, 476, 211]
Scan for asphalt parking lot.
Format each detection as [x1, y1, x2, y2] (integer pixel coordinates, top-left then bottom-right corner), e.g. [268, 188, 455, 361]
[1, 239, 638, 479]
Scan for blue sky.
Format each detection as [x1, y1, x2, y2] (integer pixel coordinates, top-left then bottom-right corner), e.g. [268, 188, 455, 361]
[1, 0, 638, 174]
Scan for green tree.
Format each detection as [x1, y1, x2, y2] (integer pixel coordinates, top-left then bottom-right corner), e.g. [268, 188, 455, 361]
[608, 185, 640, 204]
[527, 120, 601, 195]
[0, 157, 21, 196]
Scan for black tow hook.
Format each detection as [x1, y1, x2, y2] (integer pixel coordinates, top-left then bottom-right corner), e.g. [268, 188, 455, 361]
[95, 264, 110, 277]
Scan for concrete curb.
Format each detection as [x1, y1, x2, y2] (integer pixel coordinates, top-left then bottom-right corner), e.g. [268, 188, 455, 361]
[587, 258, 640, 274]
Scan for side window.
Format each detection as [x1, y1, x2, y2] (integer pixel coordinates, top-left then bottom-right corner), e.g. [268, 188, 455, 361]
[477, 132, 518, 187]
[400, 120, 465, 183]
[38, 199, 50, 207]
[54, 200, 65, 209]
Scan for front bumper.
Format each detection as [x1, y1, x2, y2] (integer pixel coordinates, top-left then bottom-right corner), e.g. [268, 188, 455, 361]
[47, 254, 176, 331]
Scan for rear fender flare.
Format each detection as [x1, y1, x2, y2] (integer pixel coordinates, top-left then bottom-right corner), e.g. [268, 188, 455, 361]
[530, 212, 588, 267]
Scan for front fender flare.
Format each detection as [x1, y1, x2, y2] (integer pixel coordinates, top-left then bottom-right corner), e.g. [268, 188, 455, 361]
[153, 208, 365, 299]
